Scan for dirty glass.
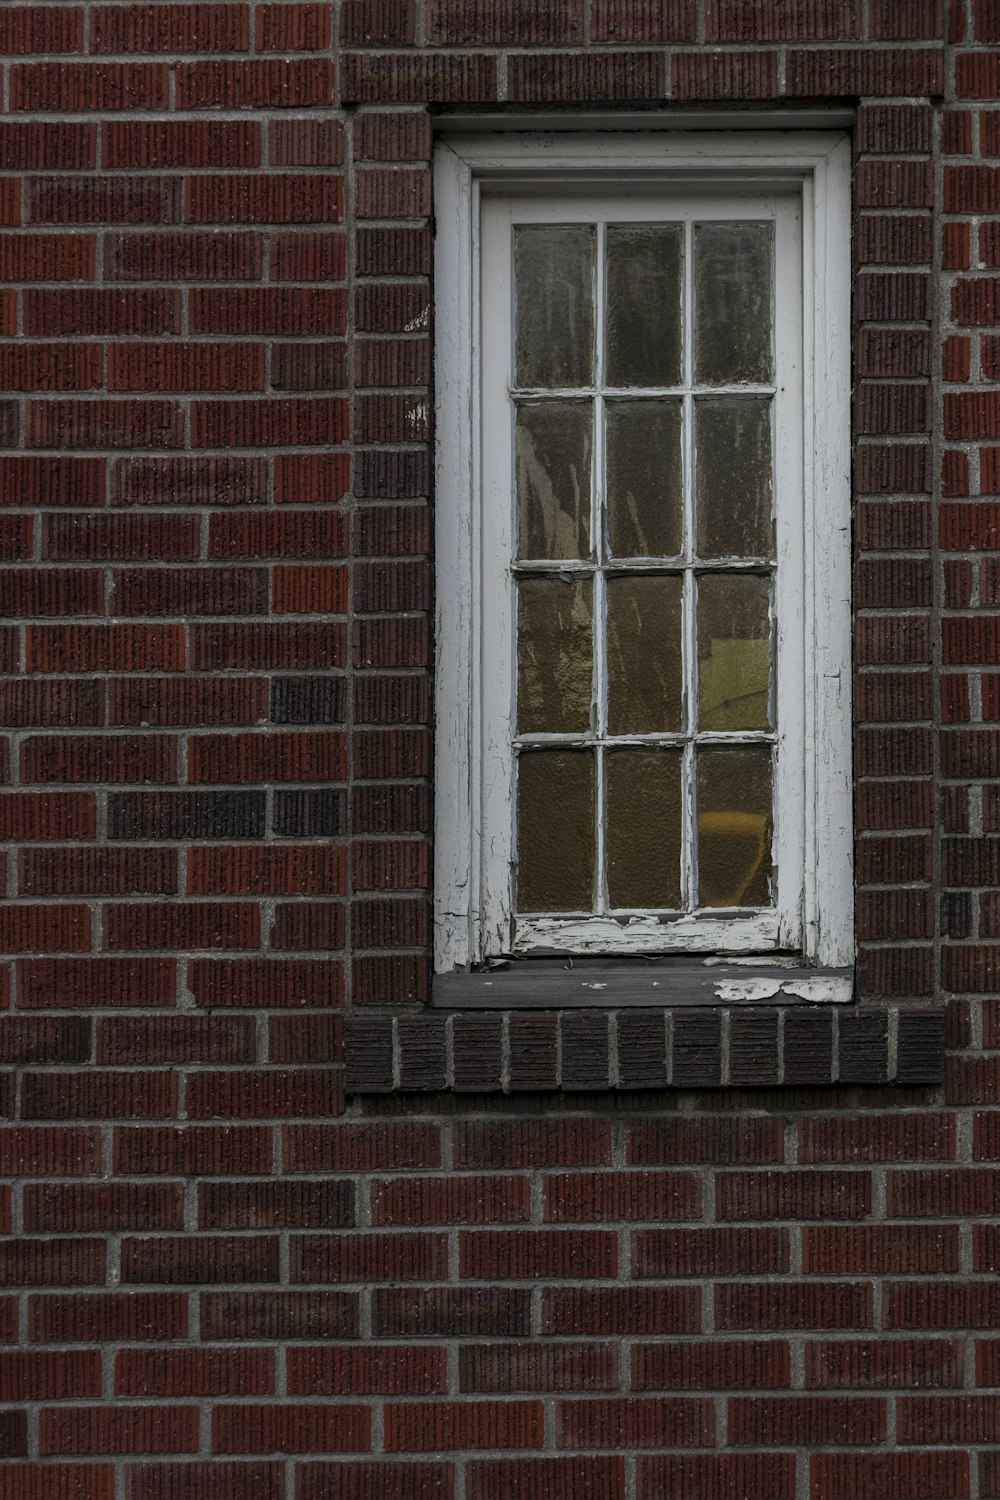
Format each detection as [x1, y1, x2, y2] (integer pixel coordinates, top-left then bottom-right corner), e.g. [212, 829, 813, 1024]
[606, 224, 683, 388]
[697, 573, 770, 732]
[694, 222, 773, 386]
[607, 574, 683, 734]
[695, 397, 773, 559]
[607, 748, 683, 909]
[516, 400, 592, 561]
[697, 747, 772, 907]
[606, 399, 683, 559]
[517, 750, 594, 910]
[515, 225, 596, 389]
[517, 575, 593, 734]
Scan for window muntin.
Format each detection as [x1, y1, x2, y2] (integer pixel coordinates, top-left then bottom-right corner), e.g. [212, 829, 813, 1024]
[433, 131, 853, 984]
[480, 190, 804, 957]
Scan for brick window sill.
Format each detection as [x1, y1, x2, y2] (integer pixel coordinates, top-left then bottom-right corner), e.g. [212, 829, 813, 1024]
[345, 1002, 945, 1095]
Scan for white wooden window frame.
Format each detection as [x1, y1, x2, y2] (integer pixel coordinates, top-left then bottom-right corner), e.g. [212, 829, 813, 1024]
[434, 130, 853, 979]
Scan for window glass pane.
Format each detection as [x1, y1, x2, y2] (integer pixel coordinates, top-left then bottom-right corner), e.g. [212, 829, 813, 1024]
[606, 399, 683, 559]
[694, 223, 773, 386]
[517, 750, 594, 911]
[695, 397, 773, 560]
[517, 576, 593, 734]
[607, 575, 683, 735]
[516, 400, 592, 561]
[515, 226, 595, 389]
[607, 748, 682, 909]
[698, 574, 770, 732]
[606, 225, 683, 387]
[697, 748, 772, 908]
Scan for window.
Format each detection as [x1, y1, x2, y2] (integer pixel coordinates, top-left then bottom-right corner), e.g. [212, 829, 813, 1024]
[435, 130, 853, 998]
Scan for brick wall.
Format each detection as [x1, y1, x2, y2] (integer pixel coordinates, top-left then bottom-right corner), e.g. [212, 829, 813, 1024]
[2, 0, 1000, 1495]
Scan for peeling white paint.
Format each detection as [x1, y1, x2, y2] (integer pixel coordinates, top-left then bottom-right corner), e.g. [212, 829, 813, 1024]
[714, 978, 783, 1002]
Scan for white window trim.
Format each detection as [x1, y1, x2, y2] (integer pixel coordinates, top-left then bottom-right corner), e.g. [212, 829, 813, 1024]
[434, 129, 853, 980]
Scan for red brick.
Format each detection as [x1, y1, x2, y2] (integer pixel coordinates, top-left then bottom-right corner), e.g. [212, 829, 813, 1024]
[191, 618, 347, 672]
[716, 1282, 872, 1330]
[0, 1348, 102, 1397]
[716, 1170, 870, 1220]
[91, 4, 248, 51]
[943, 222, 971, 268]
[0, 1126, 99, 1176]
[284, 1122, 440, 1172]
[639, 1455, 793, 1500]
[0, 1238, 102, 1292]
[372, 1175, 529, 1226]
[21, 735, 176, 786]
[556, 1397, 713, 1449]
[187, 846, 344, 896]
[633, 1227, 788, 1277]
[270, 118, 344, 165]
[544, 1170, 700, 1222]
[469, 1458, 624, 1500]
[627, 1116, 784, 1164]
[672, 51, 777, 98]
[193, 396, 346, 447]
[0, 1468, 113, 1500]
[0, 344, 101, 393]
[176, 59, 334, 108]
[39, 1406, 198, 1456]
[542, 1288, 700, 1336]
[957, 51, 1000, 97]
[212, 1403, 369, 1454]
[188, 732, 345, 783]
[729, 1395, 884, 1446]
[107, 231, 260, 282]
[104, 903, 258, 952]
[116, 1349, 274, 1397]
[114, 1125, 271, 1176]
[108, 678, 265, 727]
[799, 1113, 955, 1161]
[633, 1341, 790, 1391]
[257, 3, 330, 48]
[460, 1230, 617, 1280]
[0, 7, 83, 52]
[803, 1225, 957, 1273]
[29, 1293, 187, 1344]
[517, 51, 664, 103]
[124, 1462, 283, 1500]
[586, 0, 693, 37]
[810, 1452, 968, 1500]
[21, 1070, 176, 1120]
[108, 344, 263, 394]
[18, 956, 174, 1009]
[189, 287, 344, 335]
[189, 958, 344, 1009]
[186, 174, 342, 225]
[0, 122, 94, 170]
[706, 0, 855, 37]
[806, 1339, 963, 1389]
[199, 1180, 353, 1230]
[25, 289, 178, 336]
[462, 1344, 618, 1395]
[121, 1236, 279, 1286]
[185, 1069, 343, 1120]
[103, 120, 259, 170]
[341, 52, 496, 103]
[20, 848, 175, 898]
[290, 1234, 436, 1288]
[27, 399, 183, 450]
[290, 1346, 446, 1396]
[201, 1291, 357, 1341]
[787, 46, 944, 94]
[10, 63, 169, 111]
[0, 905, 89, 954]
[96, 1016, 253, 1066]
[386, 1400, 543, 1452]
